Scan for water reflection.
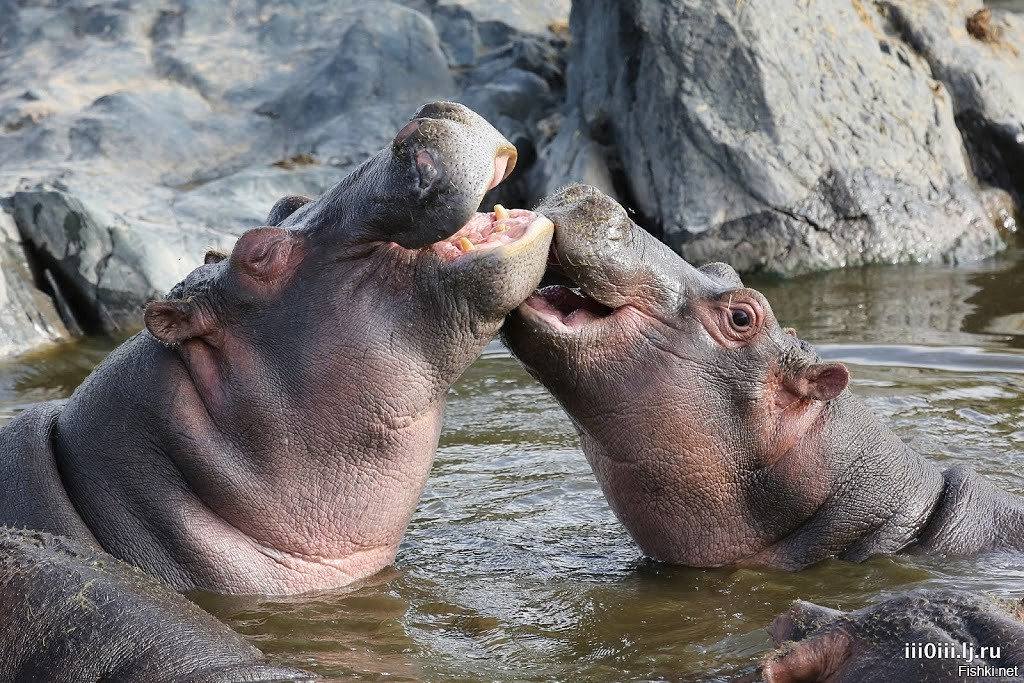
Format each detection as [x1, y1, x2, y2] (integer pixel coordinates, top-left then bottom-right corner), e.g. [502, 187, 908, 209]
[0, 250, 1022, 681]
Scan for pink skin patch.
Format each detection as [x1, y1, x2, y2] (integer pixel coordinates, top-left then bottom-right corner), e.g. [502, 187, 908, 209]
[432, 208, 541, 260]
[490, 153, 513, 190]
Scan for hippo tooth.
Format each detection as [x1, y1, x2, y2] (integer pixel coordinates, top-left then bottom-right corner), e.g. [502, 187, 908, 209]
[457, 237, 476, 252]
[493, 204, 510, 221]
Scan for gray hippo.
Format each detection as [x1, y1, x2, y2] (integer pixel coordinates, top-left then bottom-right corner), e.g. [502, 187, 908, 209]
[0, 526, 310, 682]
[0, 102, 553, 594]
[503, 184, 1024, 570]
[763, 589, 1024, 682]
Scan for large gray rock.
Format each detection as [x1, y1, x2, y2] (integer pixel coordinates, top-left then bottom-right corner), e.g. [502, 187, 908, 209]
[0, 211, 69, 358]
[11, 172, 236, 334]
[882, 1, 1024, 212]
[533, 0, 1018, 275]
[0, 0, 568, 346]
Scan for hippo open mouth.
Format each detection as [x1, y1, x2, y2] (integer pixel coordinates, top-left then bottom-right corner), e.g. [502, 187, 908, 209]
[516, 247, 619, 332]
[434, 205, 551, 260]
[523, 285, 615, 329]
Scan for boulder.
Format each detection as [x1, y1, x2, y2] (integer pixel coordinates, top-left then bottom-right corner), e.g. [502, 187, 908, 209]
[0, 209, 68, 358]
[882, 2, 1024, 212]
[0, 0, 569, 349]
[11, 172, 236, 334]
[533, 0, 1019, 275]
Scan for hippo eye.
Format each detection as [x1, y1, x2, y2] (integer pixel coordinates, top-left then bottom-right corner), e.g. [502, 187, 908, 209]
[731, 308, 751, 328]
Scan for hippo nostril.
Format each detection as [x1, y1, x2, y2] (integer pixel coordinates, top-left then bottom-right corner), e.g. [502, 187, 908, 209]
[394, 119, 422, 145]
[490, 149, 517, 190]
[416, 150, 440, 190]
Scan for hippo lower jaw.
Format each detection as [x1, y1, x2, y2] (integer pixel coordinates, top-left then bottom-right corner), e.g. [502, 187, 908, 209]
[432, 208, 552, 260]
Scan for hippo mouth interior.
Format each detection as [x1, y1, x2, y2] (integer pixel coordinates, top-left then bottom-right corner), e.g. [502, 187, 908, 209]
[518, 249, 615, 330]
[527, 285, 614, 326]
[433, 205, 541, 259]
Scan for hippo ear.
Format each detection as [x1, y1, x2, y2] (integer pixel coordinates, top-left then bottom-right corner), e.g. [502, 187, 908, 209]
[762, 630, 852, 682]
[780, 362, 849, 405]
[230, 226, 304, 293]
[144, 299, 217, 346]
[204, 249, 227, 264]
[265, 195, 313, 227]
[698, 262, 744, 288]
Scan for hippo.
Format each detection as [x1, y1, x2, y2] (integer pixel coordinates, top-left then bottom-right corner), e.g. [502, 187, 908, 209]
[762, 589, 1024, 682]
[503, 184, 1024, 570]
[0, 102, 553, 594]
[0, 526, 311, 682]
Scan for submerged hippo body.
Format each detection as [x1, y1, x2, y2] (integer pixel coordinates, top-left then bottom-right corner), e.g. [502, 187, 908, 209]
[0, 102, 553, 594]
[504, 184, 1024, 570]
[0, 527, 309, 682]
[763, 589, 1024, 682]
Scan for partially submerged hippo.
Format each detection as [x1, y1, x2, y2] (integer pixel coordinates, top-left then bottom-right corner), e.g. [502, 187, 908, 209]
[504, 184, 1024, 570]
[0, 526, 310, 682]
[763, 589, 1024, 682]
[0, 102, 553, 594]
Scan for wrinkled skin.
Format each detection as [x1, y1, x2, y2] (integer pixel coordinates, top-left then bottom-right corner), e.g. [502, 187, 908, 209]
[504, 184, 1024, 570]
[0, 527, 310, 682]
[763, 589, 1024, 682]
[0, 102, 553, 594]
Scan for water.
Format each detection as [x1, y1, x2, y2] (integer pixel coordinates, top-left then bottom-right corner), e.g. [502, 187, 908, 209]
[1, 248, 1023, 681]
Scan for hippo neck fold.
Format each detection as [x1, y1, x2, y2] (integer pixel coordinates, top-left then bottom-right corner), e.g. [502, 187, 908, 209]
[51, 330, 456, 594]
[744, 392, 946, 569]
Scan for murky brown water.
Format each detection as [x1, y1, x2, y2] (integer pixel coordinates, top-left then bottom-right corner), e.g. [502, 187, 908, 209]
[1, 243, 1022, 682]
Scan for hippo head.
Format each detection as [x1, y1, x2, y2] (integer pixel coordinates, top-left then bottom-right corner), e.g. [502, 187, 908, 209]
[147, 102, 552, 361]
[503, 185, 849, 568]
[134, 103, 552, 592]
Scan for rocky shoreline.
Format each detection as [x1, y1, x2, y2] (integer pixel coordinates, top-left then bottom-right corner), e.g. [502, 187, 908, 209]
[1, 0, 1021, 358]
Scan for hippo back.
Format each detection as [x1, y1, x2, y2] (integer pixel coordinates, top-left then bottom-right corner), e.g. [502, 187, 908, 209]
[0, 403, 98, 544]
[0, 527, 310, 682]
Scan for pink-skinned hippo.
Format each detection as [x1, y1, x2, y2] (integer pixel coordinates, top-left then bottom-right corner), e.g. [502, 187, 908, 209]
[763, 589, 1024, 682]
[503, 184, 1024, 571]
[0, 526, 311, 682]
[0, 102, 553, 595]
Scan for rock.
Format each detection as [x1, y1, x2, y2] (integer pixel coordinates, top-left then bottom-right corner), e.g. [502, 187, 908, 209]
[535, 0, 1014, 275]
[0, 0, 570, 353]
[11, 171, 236, 334]
[255, 5, 457, 130]
[0, 210, 69, 358]
[881, 1, 1024, 211]
[436, 0, 570, 39]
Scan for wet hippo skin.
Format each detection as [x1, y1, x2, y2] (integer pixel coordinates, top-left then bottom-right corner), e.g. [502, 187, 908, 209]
[762, 589, 1024, 682]
[503, 184, 1024, 571]
[0, 527, 311, 682]
[0, 102, 554, 595]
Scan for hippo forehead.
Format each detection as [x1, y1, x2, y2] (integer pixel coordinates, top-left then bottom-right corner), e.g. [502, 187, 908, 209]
[166, 262, 221, 301]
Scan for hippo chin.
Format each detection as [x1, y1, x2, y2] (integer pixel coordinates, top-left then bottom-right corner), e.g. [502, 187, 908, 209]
[763, 589, 1024, 683]
[503, 184, 1024, 570]
[0, 102, 553, 595]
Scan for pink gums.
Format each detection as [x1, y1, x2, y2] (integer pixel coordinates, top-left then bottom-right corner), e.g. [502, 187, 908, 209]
[433, 208, 539, 260]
